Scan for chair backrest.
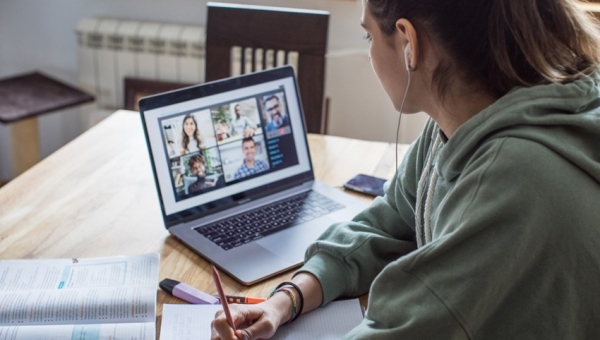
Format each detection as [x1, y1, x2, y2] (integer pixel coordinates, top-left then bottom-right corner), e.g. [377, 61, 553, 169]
[124, 78, 192, 111]
[205, 2, 329, 134]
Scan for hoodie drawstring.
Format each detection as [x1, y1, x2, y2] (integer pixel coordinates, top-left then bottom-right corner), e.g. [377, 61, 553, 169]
[415, 128, 441, 247]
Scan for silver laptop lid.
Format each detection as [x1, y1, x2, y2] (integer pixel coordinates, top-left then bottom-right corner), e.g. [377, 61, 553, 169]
[139, 66, 315, 227]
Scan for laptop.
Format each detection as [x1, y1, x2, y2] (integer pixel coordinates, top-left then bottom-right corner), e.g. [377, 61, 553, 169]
[139, 66, 367, 285]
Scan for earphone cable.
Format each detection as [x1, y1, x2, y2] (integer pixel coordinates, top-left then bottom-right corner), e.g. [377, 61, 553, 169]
[396, 69, 411, 171]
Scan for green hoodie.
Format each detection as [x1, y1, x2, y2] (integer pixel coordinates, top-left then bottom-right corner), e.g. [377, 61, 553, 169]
[299, 73, 600, 339]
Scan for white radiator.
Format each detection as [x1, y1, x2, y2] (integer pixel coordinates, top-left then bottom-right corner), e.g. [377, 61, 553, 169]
[76, 17, 205, 127]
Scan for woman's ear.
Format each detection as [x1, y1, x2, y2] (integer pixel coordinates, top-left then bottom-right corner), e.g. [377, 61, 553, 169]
[395, 19, 419, 71]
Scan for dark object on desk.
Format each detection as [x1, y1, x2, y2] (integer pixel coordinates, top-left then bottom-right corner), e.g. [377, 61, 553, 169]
[344, 174, 387, 197]
[124, 78, 192, 111]
[205, 2, 330, 134]
[0, 72, 94, 123]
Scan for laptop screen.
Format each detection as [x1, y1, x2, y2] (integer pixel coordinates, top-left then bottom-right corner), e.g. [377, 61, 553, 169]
[140, 67, 313, 224]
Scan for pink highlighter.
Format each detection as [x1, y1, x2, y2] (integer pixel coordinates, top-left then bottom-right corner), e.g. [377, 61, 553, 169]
[159, 278, 219, 304]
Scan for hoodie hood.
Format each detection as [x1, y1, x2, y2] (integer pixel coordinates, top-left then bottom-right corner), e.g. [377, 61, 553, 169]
[438, 72, 600, 183]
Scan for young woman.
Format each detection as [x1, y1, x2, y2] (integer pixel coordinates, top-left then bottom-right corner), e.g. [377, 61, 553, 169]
[212, 0, 600, 339]
[180, 114, 204, 154]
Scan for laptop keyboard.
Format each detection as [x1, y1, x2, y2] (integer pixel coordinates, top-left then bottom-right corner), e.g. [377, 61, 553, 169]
[195, 191, 345, 250]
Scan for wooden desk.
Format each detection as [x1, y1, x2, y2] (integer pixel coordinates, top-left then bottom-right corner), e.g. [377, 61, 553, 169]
[0, 110, 409, 335]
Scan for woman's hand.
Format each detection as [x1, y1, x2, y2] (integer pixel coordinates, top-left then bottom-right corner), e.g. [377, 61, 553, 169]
[211, 294, 291, 340]
[211, 273, 324, 340]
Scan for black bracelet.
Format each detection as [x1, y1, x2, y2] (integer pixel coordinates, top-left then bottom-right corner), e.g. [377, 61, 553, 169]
[275, 281, 304, 322]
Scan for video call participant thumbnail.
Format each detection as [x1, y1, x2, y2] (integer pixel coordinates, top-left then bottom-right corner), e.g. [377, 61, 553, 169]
[234, 137, 270, 180]
[230, 104, 257, 138]
[180, 114, 205, 155]
[263, 95, 290, 132]
[187, 153, 225, 194]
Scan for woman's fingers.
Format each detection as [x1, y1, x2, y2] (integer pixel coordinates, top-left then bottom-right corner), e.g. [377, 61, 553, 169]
[239, 318, 278, 340]
[235, 307, 279, 340]
[211, 305, 258, 340]
[211, 314, 238, 340]
[211, 305, 279, 340]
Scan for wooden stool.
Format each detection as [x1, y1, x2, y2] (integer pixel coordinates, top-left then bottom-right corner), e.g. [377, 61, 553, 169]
[0, 72, 94, 177]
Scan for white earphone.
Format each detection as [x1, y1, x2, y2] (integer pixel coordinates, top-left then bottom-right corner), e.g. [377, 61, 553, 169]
[404, 44, 411, 71]
[396, 43, 412, 172]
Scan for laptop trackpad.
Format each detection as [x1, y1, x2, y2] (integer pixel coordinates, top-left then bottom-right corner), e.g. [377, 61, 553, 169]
[256, 217, 334, 263]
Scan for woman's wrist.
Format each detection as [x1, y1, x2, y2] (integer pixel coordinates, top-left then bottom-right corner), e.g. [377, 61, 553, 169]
[263, 273, 322, 327]
[264, 290, 294, 327]
[270, 282, 303, 322]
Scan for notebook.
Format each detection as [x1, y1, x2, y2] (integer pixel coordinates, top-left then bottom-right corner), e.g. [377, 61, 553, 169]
[160, 299, 364, 340]
[139, 66, 367, 285]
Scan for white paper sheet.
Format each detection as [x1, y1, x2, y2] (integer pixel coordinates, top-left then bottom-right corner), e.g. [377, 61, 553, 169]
[160, 299, 364, 340]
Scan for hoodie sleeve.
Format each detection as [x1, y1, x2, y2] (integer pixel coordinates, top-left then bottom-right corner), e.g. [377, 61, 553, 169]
[296, 120, 438, 304]
[344, 136, 600, 339]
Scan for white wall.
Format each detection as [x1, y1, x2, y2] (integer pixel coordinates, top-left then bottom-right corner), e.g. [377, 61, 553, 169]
[0, 0, 427, 182]
[325, 52, 428, 144]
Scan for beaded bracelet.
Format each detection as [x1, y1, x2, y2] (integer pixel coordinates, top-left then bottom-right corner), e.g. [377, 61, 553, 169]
[268, 287, 297, 323]
[272, 281, 304, 322]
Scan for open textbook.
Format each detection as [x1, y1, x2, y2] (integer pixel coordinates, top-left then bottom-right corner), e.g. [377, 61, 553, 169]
[0, 253, 159, 340]
[160, 298, 364, 340]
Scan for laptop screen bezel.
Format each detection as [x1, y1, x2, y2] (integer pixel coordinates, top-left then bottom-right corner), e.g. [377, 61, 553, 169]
[139, 66, 315, 228]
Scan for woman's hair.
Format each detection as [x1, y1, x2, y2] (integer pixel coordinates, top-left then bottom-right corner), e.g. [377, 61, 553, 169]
[366, 0, 600, 99]
[181, 115, 203, 152]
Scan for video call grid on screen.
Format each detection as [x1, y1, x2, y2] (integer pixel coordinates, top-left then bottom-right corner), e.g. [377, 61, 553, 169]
[158, 89, 297, 201]
[144, 77, 312, 216]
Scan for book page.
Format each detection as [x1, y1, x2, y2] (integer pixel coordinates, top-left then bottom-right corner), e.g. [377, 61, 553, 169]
[160, 299, 364, 340]
[0, 253, 159, 326]
[0, 321, 154, 340]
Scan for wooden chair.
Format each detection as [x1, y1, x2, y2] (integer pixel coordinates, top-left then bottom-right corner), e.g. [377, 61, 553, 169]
[123, 78, 192, 111]
[205, 2, 330, 134]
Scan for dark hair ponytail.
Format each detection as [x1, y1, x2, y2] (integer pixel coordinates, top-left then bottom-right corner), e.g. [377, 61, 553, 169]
[367, 0, 600, 99]
[488, 0, 600, 94]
